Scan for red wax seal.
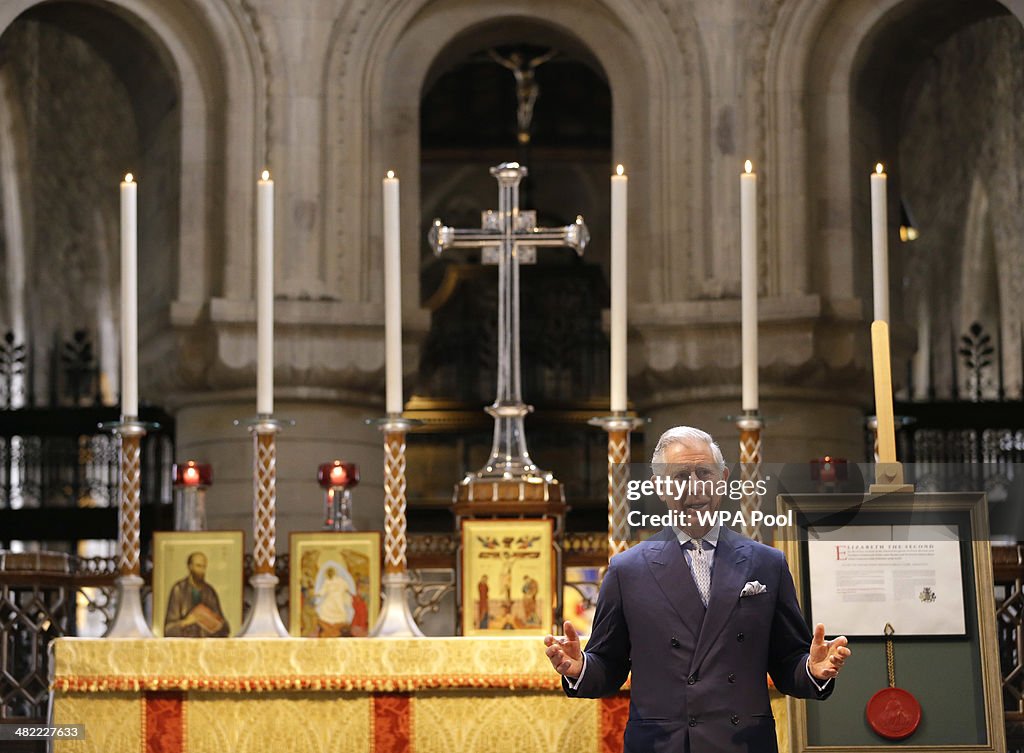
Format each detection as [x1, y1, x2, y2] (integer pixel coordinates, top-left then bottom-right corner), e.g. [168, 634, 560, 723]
[866, 687, 921, 740]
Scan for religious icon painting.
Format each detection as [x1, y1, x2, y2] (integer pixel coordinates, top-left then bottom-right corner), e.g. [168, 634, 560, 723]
[152, 531, 244, 638]
[563, 566, 602, 637]
[461, 519, 554, 637]
[288, 532, 381, 637]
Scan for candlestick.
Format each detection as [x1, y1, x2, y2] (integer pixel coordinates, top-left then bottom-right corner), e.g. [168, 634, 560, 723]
[610, 165, 628, 412]
[369, 415, 424, 637]
[871, 163, 889, 323]
[238, 416, 288, 636]
[120, 174, 138, 418]
[589, 414, 645, 561]
[103, 418, 158, 638]
[740, 160, 758, 412]
[383, 171, 403, 414]
[257, 170, 274, 415]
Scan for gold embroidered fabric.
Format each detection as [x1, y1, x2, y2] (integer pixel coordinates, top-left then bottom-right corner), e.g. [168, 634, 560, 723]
[52, 692, 141, 753]
[186, 693, 371, 753]
[412, 691, 597, 753]
[52, 636, 562, 692]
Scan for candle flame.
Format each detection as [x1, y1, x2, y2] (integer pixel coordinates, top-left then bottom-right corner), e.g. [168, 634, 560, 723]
[124, 173, 134, 183]
[386, 170, 395, 179]
[615, 164, 624, 176]
[261, 169, 270, 181]
[875, 163, 884, 174]
[744, 160, 753, 174]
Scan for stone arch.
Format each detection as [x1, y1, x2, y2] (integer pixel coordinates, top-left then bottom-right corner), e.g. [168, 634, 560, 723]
[323, 0, 709, 314]
[0, 0, 264, 315]
[764, 0, 1023, 306]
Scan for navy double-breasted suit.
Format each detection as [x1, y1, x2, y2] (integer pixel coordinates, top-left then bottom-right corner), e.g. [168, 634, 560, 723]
[564, 526, 832, 753]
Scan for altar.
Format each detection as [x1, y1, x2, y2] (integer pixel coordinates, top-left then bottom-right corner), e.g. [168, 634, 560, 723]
[50, 636, 788, 753]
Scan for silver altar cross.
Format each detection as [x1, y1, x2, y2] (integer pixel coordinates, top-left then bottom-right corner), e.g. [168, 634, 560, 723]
[428, 162, 589, 483]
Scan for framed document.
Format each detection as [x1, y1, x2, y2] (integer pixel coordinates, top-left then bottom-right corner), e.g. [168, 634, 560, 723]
[776, 492, 1004, 753]
[153, 531, 244, 638]
[461, 518, 554, 637]
[289, 531, 381, 637]
[806, 523, 966, 636]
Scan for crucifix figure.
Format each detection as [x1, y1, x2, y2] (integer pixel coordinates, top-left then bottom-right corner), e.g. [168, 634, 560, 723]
[488, 48, 558, 144]
[429, 162, 589, 487]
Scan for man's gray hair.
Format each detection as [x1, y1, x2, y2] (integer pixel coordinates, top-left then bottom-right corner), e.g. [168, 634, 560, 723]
[651, 426, 726, 470]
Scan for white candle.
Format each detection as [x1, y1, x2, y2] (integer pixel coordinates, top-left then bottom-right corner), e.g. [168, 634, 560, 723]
[870, 163, 889, 323]
[383, 171, 403, 415]
[610, 165, 628, 413]
[740, 160, 758, 412]
[120, 174, 138, 418]
[257, 170, 274, 415]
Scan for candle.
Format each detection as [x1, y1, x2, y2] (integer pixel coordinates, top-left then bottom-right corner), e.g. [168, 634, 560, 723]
[870, 163, 889, 323]
[740, 160, 758, 412]
[120, 173, 138, 418]
[610, 164, 628, 413]
[257, 170, 274, 415]
[383, 171, 402, 414]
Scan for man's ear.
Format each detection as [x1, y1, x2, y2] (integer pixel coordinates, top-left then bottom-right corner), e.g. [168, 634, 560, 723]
[721, 466, 730, 482]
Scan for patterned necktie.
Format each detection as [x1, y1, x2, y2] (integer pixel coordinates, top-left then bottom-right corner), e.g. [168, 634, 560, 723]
[686, 539, 712, 607]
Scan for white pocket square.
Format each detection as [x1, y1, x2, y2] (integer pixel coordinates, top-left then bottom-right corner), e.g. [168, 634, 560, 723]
[740, 580, 767, 597]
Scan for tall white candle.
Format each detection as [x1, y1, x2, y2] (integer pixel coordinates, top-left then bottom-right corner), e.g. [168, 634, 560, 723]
[870, 163, 889, 323]
[120, 174, 138, 418]
[740, 160, 758, 412]
[257, 170, 274, 415]
[610, 165, 628, 413]
[383, 171, 403, 415]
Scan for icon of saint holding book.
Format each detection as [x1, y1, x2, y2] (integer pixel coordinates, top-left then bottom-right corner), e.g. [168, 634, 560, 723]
[163, 551, 230, 637]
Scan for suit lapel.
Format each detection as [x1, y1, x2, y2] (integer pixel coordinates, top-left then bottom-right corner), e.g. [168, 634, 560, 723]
[690, 527, 752, 672]
[643, 533, 705, 640]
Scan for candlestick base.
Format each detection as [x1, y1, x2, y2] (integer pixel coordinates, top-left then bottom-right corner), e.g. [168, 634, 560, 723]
[238, 573, 288, 637]
[104, 575, 154, 638]
[370, 573, 425, 637]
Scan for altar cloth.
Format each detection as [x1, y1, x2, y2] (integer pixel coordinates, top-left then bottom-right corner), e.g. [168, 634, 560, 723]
[50, 637, 786, 752]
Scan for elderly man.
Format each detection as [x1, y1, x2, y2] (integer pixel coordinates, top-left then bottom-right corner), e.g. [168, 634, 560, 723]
[544, 426, 850, 753]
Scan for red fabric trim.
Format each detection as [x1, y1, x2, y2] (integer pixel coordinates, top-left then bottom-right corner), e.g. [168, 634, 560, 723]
[600, 693, 630, 753]
[373, 693, 411, 753]
[144, 691, 184, 753]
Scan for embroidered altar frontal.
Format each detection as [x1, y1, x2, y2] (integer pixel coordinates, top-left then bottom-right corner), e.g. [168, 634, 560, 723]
[51, 637, 788, 752]
[51, 637, 627, 753]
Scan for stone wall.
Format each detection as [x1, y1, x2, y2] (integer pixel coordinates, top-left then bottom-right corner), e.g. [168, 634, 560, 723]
[898, 15, 1024, 399]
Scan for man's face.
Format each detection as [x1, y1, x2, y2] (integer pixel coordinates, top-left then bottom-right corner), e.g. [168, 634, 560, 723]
[655, 441, 728, 517]
[188, 554, 207, 583]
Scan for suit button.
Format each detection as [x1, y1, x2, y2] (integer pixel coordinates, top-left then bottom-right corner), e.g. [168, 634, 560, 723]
[688, 717, 697, 727]
[687, 674, 697, 685]
[736, 632, 745, 642]
[731, 715, 740, 725]
[671, 637, 681, 648]
[727, 673, 736, 683]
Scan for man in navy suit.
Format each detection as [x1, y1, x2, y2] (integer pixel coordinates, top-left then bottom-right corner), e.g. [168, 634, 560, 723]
[545, 426, 850, 753]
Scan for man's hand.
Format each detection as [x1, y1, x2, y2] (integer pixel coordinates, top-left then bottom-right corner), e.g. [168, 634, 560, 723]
[808, 623, 851, 681]
[544, 621, 584, 679]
